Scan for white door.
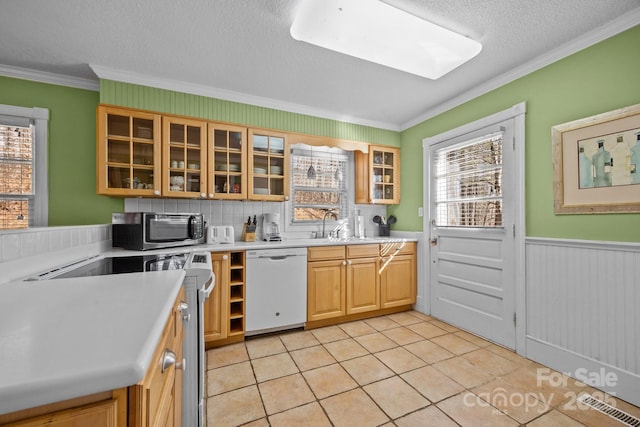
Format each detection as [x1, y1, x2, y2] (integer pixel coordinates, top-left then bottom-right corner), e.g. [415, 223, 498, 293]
[424, 110, 522, 349]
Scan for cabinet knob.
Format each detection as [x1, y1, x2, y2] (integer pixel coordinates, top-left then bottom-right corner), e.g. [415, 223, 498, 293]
[201, 193, 206, 198]
[222, 255, 228, 260]
[161, 349, 176, 373]
[176, 357, 186, 371]
[153, 190, 161, 196]
[347, 260, 352, 265]
[208, 193, 214, 198]
[342, 260, 347, 266]
[178, 301, 190, 322]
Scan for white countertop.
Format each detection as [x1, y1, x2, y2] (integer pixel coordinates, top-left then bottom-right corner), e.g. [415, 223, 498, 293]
[104, 236, 417, 258]
[0, 270, 185, 415]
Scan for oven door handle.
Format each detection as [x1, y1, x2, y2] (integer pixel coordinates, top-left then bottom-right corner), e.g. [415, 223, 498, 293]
[199, 274, 215, 299]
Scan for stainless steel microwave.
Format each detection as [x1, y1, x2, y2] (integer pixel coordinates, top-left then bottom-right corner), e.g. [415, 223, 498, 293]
[112, 212, 206, 250]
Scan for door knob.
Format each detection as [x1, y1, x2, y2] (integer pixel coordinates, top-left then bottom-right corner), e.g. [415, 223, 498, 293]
[429, 238, 438, 246]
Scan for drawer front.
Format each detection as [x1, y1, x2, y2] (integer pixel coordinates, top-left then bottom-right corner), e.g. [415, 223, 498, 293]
[346, 244, 379, 259]
[307, 245, 345, 261]
[379, 241, 416, 257]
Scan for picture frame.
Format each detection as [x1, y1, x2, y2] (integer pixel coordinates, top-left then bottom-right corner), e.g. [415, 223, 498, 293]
[552, 103, 640, 214]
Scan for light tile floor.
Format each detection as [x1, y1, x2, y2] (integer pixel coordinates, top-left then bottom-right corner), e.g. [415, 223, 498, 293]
[206, 311, 640, 426]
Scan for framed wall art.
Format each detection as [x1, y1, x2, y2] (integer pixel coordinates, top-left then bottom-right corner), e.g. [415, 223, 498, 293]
[552, 103, 640, 214]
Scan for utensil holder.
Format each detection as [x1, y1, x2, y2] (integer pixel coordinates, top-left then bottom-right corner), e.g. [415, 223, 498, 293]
[242, 224, 256, 242]
[378, 224, 390, 237]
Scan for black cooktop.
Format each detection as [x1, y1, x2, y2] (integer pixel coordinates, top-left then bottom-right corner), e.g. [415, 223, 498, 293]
[52, 253, 189, 279]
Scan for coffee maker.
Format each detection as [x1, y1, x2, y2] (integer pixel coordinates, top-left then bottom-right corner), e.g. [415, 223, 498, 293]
[262, 213, 282, 242]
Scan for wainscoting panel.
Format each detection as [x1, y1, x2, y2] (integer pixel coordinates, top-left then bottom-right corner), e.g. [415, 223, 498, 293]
[526, 237, 640, 406]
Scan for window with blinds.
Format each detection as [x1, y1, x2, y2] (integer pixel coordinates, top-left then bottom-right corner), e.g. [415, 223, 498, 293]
[0, 124, 34, 230]
[291, 147, 348, 222]
[434, 132, 503, 227]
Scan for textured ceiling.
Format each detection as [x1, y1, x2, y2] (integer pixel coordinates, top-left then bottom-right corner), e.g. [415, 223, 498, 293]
[1, 0, 639, 130]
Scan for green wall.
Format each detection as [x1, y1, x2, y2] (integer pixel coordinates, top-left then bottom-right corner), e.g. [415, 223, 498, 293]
[100, 80, 401, 147]
[0, 76, 122, 225]
[392, 25, 640, 242]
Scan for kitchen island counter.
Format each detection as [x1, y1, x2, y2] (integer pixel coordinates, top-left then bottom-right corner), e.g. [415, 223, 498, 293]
[0, 269, 185, 415]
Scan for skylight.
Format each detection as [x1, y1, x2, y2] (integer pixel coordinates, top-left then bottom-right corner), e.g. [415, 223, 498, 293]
[290, 0, 482, 79]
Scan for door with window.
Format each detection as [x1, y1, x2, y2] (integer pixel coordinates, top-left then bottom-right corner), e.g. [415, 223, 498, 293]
[425, 116, 517, 349]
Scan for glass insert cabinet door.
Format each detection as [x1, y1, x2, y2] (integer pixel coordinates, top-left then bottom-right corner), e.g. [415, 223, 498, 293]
[248, 129, 289, 201]
[162, 116, 207, 198]
[370, 146, 400, 204]
[209, 124, 247, 199]
[97, 106, 162, 196]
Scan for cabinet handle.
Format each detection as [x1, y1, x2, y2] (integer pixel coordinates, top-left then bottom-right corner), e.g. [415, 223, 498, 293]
[176, 357, 186, 372]
[178, 301, 190, 323]
[161, 349, 176, 373]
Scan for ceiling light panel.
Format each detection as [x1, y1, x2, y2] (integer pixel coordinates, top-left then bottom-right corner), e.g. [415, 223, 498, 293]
[290, 0, 482, 79]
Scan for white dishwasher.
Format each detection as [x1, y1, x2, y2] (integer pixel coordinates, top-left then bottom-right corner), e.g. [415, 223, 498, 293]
[245, 247, 307, 335]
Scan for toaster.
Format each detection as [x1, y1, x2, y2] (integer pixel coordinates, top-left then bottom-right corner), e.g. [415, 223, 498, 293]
[207, 225, 235, 244]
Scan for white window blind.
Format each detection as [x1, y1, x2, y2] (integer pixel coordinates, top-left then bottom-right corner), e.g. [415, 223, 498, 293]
[434, 132, 503, 227]
[290, 147, 348, 222]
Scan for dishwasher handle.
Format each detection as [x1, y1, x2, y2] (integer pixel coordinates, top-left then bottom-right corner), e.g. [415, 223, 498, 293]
[260, 255, 296, 260]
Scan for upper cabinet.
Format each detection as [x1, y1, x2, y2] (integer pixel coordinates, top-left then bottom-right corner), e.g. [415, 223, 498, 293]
[163, 116, 208, 198]
[97, 106, 162, 196]
[355, 145, 400, 204]
[97, 105, 398, 204]
[209, 124, 247, 200]
[248, 129, 289, 201]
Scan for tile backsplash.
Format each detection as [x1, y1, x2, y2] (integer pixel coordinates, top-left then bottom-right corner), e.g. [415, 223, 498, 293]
[0, 224, 112, 283]
[124, 198, 387, 241]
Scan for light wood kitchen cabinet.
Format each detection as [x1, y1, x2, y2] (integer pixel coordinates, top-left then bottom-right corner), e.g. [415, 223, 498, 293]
[1, 289, 186, 427]
[307, 245, 380, 321]
[204, 251, 246, 348]
[345, 245, 380, 314]
[129, 287, 185, 427]
[203, 252, 229, 344]
[248, 129, 289, 201]
[97, 105, 162, 197]
[380, 242, 416, 308]
[162, 116, 208, 198]
[307, 259, 346, 322]
[307, 242, 416, 328]
[208, 123, 247, 199]
[355, 145, 400, 204]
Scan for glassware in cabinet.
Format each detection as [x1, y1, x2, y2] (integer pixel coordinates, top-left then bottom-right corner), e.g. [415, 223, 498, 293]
[97, 106, 161, 196]
[209, 124, 247, 199]
[163, 117, 207, 198]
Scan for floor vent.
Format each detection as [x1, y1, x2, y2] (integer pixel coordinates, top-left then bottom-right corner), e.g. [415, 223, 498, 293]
[577, 394, 640, 426]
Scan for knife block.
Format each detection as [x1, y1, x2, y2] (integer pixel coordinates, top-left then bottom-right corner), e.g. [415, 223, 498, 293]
[242, 224, 256, 242]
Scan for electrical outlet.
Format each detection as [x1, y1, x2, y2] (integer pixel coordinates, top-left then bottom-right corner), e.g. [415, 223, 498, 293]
[418, 207, 424, 217]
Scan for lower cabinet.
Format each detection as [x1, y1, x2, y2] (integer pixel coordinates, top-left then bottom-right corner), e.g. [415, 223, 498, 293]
[380, 252, 416, 308]
[203, 251, 246, 348]
[129, 287, 186, 427]
[1, 289, 186, 427]
[307, 243, 415, 326]
[307, 256, 346, 321]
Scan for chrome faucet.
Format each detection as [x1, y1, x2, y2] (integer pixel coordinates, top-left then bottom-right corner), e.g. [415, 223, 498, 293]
[322, 210, 338, 238]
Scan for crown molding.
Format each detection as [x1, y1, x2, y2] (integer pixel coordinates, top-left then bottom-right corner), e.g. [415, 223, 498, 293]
[401, 8, 640, 130]
[90, 64, 401, 132]
[0, 64, 99, 91]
